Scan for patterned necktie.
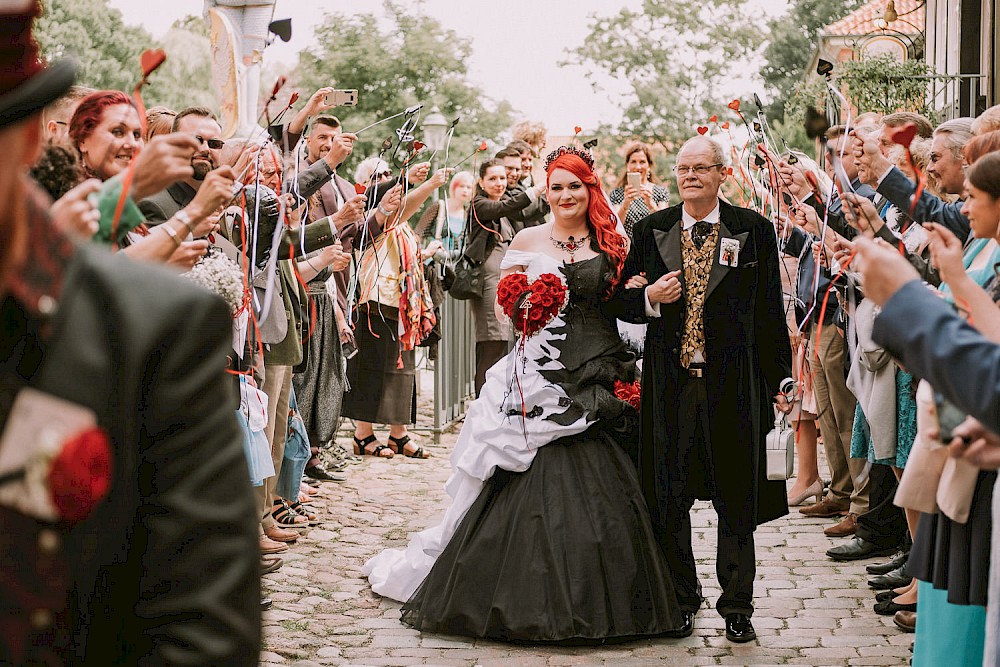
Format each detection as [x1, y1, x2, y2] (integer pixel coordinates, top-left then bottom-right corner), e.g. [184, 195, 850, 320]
[691, 220, 713, 250]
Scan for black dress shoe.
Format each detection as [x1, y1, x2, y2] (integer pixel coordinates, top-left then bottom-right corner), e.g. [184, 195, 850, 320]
[874, 598, 917, 616]
[260, 597, 273, 611]
[868, 565, 911, 590]
[304, 465, 347, 483]
[826, 537, 897, 562]
[875, 589, 901, 603]
[724, 613, 756, 643]
[866, 550, 909, 575]
[663, 611, 694, 638]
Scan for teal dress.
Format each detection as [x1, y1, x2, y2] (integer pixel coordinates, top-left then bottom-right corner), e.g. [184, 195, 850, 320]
[849, 368, 916, 467]
[911, 237, 1000, 667]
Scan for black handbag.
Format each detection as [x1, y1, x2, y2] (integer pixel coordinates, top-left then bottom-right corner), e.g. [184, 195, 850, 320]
[447, 254, 483, 300]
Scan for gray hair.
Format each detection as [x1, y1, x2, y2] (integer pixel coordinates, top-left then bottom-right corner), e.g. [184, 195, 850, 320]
[678, 136, 726, 166]
[934, 117, 975, 158]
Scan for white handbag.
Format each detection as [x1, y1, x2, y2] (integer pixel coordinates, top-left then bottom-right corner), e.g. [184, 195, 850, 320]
[765, 414, 795, 481]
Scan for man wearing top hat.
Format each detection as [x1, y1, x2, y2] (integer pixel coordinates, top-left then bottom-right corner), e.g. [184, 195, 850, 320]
[0, 1, 260, 663]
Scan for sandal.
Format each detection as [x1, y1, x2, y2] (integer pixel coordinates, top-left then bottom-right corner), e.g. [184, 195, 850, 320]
[353, 434, 394, 458]
[272, 498, 309, 528]
[288, 500, 319, 525]
[389, 434, 431, 459]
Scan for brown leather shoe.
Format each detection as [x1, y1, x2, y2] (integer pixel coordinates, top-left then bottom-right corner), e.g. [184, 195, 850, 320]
[259, 535, 289, 554]
[799, 497, 850, 518]
[894, 610, 916, 633]
[264, 525, 299, 544]
[824, 512, 858, 537]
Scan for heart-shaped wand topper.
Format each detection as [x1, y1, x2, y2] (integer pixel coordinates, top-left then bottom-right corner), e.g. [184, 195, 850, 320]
[496, 271, 568, 339]
[697, 126, 709, 135]
[574, 126, 582, 135]
[721, 121, 731, 130]
[288, 91, 300, 107]
[354, 183, 367, 195]
[140, 49, 167, 80]
[478, 140, 488, 151]
[412, 140, 426, 152]
[889, 122, 918, 149]
[709, 114, 718, 123]
[728, 99, 741, 112]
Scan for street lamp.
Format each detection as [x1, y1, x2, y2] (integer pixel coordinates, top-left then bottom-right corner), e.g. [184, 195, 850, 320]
[423, 106, 448, 154]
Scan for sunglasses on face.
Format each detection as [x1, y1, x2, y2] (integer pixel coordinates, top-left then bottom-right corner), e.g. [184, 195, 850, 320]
[195, 135, 225, 150]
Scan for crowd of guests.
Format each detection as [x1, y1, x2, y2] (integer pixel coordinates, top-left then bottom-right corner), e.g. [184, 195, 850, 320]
[14, 0, 1000, 657]
[27, 70, 584, 612]
[765, 104, 1000, 664]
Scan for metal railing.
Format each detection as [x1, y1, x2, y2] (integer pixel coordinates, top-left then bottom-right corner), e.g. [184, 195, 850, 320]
[427, 295, 477, 443]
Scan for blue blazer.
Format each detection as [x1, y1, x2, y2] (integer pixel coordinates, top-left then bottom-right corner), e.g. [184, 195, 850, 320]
[873, 280, 1000, 432]
[877, 166, 970, 243]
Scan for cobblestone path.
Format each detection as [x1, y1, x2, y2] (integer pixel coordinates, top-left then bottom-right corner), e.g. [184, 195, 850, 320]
[261, 392, 912, 666]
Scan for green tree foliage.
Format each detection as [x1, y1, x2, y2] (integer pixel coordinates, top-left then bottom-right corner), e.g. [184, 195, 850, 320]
[36, 0, 151, 93]
[293, 1, 515, 176]
[840, 54, 934, 119]
[36, 1, 214, 113]
[567, 0, 765, 152]
[759, 0, 864, 120]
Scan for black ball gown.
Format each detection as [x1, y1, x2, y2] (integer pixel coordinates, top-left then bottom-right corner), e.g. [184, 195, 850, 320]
[363, 250, 683, 643]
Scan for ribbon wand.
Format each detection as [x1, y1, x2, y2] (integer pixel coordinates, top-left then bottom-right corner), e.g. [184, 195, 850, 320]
[354, 104, 423, 136]
[429, 116, 460, 166]
[108, 48, 168, 245]
[451, 141, 488, 170]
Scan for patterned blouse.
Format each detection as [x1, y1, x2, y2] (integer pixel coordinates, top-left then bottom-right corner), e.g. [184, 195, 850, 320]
[608, 184, 670, 238]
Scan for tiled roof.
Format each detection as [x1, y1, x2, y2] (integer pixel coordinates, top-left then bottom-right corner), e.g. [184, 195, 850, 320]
[826, 0, 925, 36]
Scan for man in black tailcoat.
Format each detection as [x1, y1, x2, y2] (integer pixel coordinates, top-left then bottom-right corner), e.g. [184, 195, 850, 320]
[610, 135, 792, 643]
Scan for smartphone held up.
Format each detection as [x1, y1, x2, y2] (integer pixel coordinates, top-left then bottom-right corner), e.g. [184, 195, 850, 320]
[325, 89, 359, 107]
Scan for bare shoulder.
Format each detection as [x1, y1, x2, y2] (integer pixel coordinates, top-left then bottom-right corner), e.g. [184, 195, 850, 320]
[510, 222, 552, 251]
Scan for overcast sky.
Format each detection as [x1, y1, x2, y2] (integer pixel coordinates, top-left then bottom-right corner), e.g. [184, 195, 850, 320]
[107, 0, 786, 136]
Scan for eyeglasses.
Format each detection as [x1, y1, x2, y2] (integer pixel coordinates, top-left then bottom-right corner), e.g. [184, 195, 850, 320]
[195, 135, 225, 150]
[673, 163, 723, 176]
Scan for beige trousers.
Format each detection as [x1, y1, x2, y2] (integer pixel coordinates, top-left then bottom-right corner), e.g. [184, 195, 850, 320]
[256, 364, 293, 529]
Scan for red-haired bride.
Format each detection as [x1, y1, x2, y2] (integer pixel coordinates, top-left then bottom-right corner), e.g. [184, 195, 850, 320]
[363, 146, 684, 643]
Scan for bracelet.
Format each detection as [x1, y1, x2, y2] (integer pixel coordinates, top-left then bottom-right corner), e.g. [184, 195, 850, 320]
[161, 224, 182, 246]
[377, 204, 395, 217]
[174, 209, 195, 232]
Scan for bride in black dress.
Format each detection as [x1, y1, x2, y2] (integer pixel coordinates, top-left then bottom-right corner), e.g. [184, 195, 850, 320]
[362, 146, 684, 642]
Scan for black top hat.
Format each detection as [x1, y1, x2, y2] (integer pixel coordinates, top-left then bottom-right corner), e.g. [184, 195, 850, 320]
[0, 0, 77, 128]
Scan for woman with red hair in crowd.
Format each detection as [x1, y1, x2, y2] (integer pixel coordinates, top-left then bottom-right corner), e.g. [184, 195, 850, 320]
[68, 90, 223, 266]
[363, 146, 685, 643]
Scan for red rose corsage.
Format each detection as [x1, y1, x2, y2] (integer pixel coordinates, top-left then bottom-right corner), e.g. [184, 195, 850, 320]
[497, 272, 568, 338]
[614, 380, 642, 409]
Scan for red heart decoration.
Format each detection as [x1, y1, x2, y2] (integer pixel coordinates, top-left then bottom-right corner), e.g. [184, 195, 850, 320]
[574, 126, 582, 135]
[478, 141, 488, 151]
[697, 126, 709, 135]
[721, 121, 731, 130]
[354, 183, 367, 195]
[496, 272, 568, 339]
[288, 91, 300, 106]
[140, 49, 166, 78]
[728, 99, 741, 111]
[889, 122, 918, 149]
[709, 114, 718, 123]
[413, 140, 425, 151]
[727, 167, 734, 176]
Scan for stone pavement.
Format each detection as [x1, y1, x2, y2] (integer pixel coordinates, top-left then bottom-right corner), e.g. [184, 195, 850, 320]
[261, 378, 913, 667]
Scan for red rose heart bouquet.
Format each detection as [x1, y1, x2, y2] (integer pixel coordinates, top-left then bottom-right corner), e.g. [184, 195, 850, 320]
[497, 272, 568, 338]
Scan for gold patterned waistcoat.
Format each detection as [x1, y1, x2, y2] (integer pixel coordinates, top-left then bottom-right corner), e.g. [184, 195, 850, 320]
[679, 224, 719, 368]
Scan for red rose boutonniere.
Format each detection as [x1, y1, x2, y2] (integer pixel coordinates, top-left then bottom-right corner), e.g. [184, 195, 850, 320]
[614, 380, 642, 409]
[497, 272, 568, 338]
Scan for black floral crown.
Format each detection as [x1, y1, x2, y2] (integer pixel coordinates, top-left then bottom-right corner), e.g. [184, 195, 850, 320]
[544, 145, 595, 171]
